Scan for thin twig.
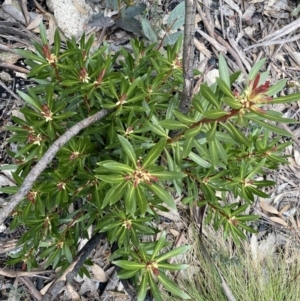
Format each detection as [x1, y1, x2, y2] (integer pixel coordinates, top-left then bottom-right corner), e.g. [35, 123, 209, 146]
[19, 276, 42, 301]
[0, 80, 22, 103]
[21, 0, 30, 26]
[0, 109, 109, 225]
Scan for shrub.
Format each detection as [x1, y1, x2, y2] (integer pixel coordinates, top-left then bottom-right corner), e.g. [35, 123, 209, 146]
[1, 24, 300, 300]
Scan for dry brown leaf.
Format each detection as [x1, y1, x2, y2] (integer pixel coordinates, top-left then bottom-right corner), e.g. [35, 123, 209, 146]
[66, 284, 81, 301]
[169, 229, 180, 237]
[260, 200, 279, 215]
[91, 263, 107, 282]
[26, 14, 43, 30]
[294, 149, 300, 166]
[279, 204, 290, 216]
[269, 216, 288, 227]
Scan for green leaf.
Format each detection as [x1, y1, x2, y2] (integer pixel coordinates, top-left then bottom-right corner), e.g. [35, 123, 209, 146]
[173, 110, 196, 125]
[247, 58, 266, 83]
[200, 84, 220, 108]
[101, 181, 128, 208]
[267, 79, 287, 96]
[158, 263, 189, 270]
[182, 136, 194, 157]
[151, 231, 166, 260]
[17, 90, 42, 111]
[157, 271, 190, 299]
[218, 54, 230, 87]
[94, 174, 125, 184]
[54, 29, 61, 56]
[159, 119, 188, 130]
[167, 1, 185, 31]
[148, 184, 176, 209]
[268, 92, 300, 104]
[148, 274, 163, 301]
[208, 140, 218, 166]
[14, 49, 46, 63]
[137, 273, 149, 301]
[202, 109, 229, 120]
[143, 139, 167, 168]
[39, 22, 48, 45]
[125, 183, 136, 215]
[141, 17, 157, 43]
[149, 171, 186, 180]
[144, 120, 169, 138]
[247, 117, 293, 137]
[0, 186, 18, 194]
[63, 244, 73, 263]
[113, 260, 145, 270]
[118, 135, 137, 167]
[246, 158, 266, 179]
[221, 121, 250, 146]
[117, 269, 140, 279]
[216, 78, 234, 98]
[184, 125, 202, 138]
[156, 245, 191, 262]
[188, 151, 212, 168]
[101, 162, 134, 174]
[206, 121, 217, 141]
[136, 185, 148, 215]
[222, 96, 242, 109]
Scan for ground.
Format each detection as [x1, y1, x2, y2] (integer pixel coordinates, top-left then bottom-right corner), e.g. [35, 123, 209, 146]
[0, 0, 300, 300]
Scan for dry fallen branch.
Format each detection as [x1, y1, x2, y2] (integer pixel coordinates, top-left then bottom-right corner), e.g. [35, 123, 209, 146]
[0, 109, 109, 225]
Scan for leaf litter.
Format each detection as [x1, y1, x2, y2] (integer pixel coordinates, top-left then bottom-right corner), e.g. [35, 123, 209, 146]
[0, 0, 300, 300]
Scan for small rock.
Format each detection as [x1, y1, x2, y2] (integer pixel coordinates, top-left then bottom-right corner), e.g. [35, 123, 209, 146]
[46, 0, 94, 39]
[0, 71, 12, 82]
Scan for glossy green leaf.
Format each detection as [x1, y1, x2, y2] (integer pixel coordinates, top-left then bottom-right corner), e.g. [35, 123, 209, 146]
[268, 92, 300, 104]
[173, 110, 196, 125]
[118, 135, 137, 167]
[102, 162, 134, 173]
[158, 263, 189, 270]
[113, 260, 145, 270]
[159, 119, 188, 130]
[203, 109, 230, 120]
[206, 121, 217, 141]
[143, 138, 167, 168]
[221, 121, 250, 146]
[117, 269, 140, 279]
[184, 125, 202, 138]
[182, 136, 194, 157]
[218, 54, 230, 87]
[148, 274, 163, 301]
[136, 185, 148, 215]
[17, 90, 42, 111]
[200, 84, 220, 108]
[156, 245, 191, 262]
[157, 271, 190, 299]
[125, 184, 136, 215]
[267, 79, 287, 96]
[151, 231, 166, 260]
[148, 184, 176, 209]
[149, 171, 186, 180]
[216, 78, 234, 98]
[222, 96, 242, 109]
[137, 272, 149, 301]
[94, 174, 125, 184]
[188, 151, 212, 168]
[101, 181, 128, 208]
[247, 117, 293, 137]
[247, 58, 266, 83]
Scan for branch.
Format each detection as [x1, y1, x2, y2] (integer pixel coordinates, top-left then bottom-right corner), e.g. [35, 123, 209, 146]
[0, 109, 109, 225]
[179, 0, 196, 115]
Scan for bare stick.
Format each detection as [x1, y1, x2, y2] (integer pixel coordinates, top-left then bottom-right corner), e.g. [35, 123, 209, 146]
[0, 109, 109, 225]
[179, 0, 196, 115]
